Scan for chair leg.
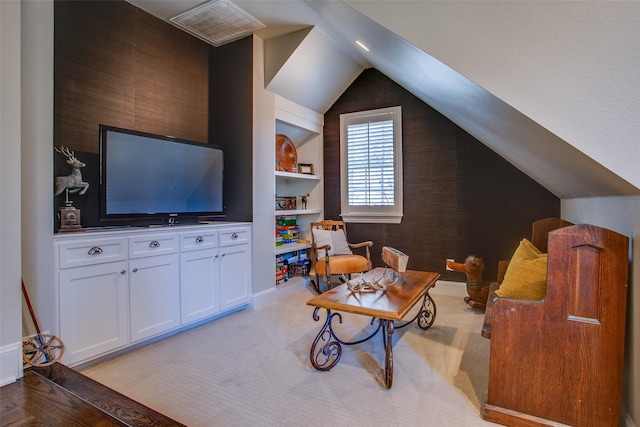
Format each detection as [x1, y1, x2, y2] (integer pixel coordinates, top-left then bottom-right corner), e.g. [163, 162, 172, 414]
[310, 277, 319, 293]
[310, 274, 329, 293]
[310, 271, 324, 293]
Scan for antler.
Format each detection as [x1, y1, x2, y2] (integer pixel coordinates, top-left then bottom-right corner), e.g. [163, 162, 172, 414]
[54, 146, 76, 160]
[344, 270, 399, 293]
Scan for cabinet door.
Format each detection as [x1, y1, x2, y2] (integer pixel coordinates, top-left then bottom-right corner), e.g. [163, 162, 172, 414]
[219, 244, 251, 311]
[129, 254, 180, 342]
[180, 249, 220, 325]
[59, 261, 128, 365]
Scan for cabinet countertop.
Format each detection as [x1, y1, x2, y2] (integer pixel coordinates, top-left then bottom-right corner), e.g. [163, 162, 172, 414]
[54, 222, 252, 239]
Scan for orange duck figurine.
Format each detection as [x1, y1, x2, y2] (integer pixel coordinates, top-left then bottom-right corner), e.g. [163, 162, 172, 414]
[446, 255, 491, 310]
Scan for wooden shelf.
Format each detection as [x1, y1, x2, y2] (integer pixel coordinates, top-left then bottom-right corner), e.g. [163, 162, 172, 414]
[273, 98, 323, 282]
[275, 209, 321, 216]
[275, 241, 312, 255]
[275, 171, 320, 181]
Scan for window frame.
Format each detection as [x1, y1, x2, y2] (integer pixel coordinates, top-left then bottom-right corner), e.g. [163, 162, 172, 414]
[339, 106, 403, 224]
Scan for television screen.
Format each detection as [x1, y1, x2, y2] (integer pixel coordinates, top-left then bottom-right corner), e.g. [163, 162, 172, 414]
[100, 125, 223, 220]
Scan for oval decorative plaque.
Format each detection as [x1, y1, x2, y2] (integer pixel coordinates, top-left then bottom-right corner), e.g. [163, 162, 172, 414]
[275, 134, 298, 173]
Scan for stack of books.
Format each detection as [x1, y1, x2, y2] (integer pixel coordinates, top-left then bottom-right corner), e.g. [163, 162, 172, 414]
[275, 215, 299, 245]
[275, 250, 310, 285]
[275, 255, 288, 285]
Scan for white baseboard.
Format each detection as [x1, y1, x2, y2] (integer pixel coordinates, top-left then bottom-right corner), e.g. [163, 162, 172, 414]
[431, 279, 467, 297]
[0, 342, 23, 387]
[250, 287, 277, 309]
[251, 277, 311, 309]
[275, 277, 309, 298]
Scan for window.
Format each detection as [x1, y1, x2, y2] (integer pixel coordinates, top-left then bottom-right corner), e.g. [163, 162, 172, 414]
[340, 106, 403, 223]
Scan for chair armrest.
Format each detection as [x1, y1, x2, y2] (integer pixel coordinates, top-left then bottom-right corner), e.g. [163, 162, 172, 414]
[313, 244, 332, 263]
[496, 260, 510, 283]
[348, 241, 373, 249]
[348, 241, 373, 266]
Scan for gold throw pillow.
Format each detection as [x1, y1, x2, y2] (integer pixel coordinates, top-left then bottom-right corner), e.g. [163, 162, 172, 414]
[495, 238, 548, 301]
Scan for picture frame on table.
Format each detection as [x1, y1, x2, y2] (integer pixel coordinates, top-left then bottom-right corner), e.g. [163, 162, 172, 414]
[298, 163, 314, 175]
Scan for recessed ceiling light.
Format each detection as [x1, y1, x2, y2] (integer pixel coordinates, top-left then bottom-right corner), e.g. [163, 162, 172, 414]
[356, 40, 370, 52]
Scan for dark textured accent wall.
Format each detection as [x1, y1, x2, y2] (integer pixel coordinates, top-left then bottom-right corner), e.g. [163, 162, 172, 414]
[53, 1, 253, 228]
[210, 37, 254, 222]
[54, 1, 209, 150]
[324, 69, 560, 280]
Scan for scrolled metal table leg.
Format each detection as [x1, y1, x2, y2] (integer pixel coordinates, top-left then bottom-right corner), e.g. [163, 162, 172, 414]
[310, 308, 342, 371]
[417, 290, 437, 330]
[395, 290, 437, 331]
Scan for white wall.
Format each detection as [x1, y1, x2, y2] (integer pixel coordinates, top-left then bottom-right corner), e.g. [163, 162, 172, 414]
[251, 34, 325, 308]
[348, 1, 640, 191]
[0, 0, 24, 385]
[0, 0, 54, 386]
[562, 196, 640, 426]
[251, 35, 278, 307]
[20, 0, 55, 338]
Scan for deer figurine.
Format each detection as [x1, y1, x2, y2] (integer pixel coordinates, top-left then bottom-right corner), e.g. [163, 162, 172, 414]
[54, 146, 89, 196]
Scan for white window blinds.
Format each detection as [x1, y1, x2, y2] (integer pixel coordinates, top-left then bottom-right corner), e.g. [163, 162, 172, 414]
[340, 106, 403, 224]
[346, 119, 395, 206]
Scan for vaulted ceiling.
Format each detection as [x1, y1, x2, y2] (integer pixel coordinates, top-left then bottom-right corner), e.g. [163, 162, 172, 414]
[127, 0, 640, 199]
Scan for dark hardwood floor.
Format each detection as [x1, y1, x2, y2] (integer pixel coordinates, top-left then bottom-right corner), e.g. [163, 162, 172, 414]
[1, 363, 184, 426]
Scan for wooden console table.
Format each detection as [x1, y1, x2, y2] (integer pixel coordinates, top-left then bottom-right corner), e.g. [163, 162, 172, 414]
[306, 269, 440, 388]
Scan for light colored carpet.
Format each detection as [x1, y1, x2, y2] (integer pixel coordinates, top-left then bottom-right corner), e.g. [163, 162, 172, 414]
[81, 281, 499, 426]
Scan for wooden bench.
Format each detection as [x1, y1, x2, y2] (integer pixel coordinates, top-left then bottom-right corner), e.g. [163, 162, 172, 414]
[481, 222, 630, 426]
[482, 217, 572, 339]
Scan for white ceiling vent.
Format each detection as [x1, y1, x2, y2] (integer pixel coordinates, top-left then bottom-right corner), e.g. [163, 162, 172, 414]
[170, 0, 264, 47]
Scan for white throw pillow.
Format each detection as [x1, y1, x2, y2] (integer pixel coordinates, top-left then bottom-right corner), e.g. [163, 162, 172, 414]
[329, 229, 352, 255]
[312, 228, 333, 259]
[312, 228, 353, 260]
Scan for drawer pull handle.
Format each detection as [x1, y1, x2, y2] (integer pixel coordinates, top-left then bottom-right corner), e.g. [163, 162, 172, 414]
[132, 268, 138, 273]
[120, 270, 126, 275]
[149, 240, 160, 248]
[196, 236, 204, 243]
[88, 247, 103, 255]
[221, 253, 226, 257]
[231, 233, 238, 240]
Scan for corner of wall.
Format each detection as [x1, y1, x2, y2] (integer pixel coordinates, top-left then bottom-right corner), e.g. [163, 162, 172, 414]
[0, 342, 23, 386]
[623, 405, 637, 427]
[1, 0, 24, 380]
[252, 34, 277, 296]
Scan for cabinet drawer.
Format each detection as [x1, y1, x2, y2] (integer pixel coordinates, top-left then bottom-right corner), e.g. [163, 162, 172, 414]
[129, 234, 178, 258]
[220, 227, 250, 246]
[180, 230, 218, 252]
[58, 237, 128, 269]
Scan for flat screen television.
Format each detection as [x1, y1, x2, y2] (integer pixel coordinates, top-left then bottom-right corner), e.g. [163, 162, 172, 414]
[99, 125, 224, 223]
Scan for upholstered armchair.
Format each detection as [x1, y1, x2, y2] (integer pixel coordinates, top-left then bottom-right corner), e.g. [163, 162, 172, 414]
[310, 220, 373, 292]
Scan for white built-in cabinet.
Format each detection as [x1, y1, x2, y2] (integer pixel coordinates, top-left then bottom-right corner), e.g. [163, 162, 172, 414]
[58, 255, 129, 365]
[219, 227, 252, 310]
[274, 97, 324, 287]
[179, 229, 220, 325]
[128, 233, 180, 343]
[55, 222, 251, 366]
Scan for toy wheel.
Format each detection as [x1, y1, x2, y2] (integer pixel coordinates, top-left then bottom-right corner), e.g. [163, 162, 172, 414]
[23, 334, 65, 367]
